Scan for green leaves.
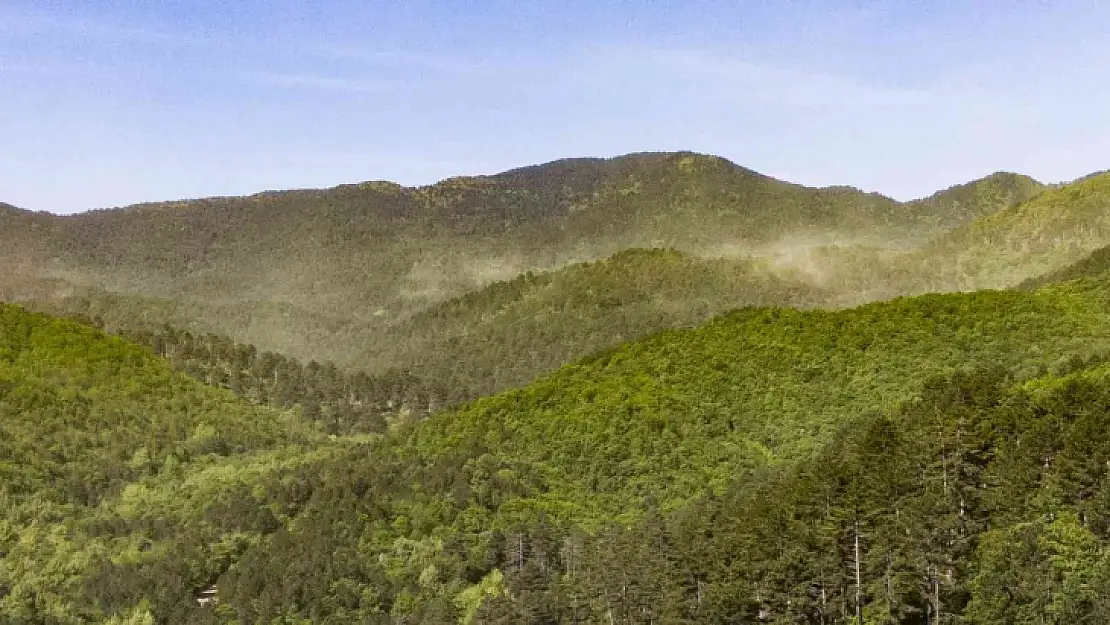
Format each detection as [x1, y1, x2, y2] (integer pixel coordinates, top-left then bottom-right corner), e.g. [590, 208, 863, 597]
[13, 238, 1110, 621]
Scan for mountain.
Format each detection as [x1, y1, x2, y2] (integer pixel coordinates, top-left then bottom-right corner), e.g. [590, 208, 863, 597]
[902, 171, 1044, 232]
[0, 153, 1041, 382]
[11, 266, 1110, 622]
[37, 247, 830, 412]
[916, 171, 1110, 290]
[1018, 243, 1110, 291]
[356, 247, 831, 400]
[10, 153, 1110, 623]
[181, 273, 1110, 623]
[780, 172, 1110, 301]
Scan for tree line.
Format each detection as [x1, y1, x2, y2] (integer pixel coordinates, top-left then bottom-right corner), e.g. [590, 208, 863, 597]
[70, 314, 455, 434]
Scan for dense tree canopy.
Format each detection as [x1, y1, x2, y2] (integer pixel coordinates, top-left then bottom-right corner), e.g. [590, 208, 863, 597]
[0, 153, 1044, 370]
[9, 263, 1110, 622]
[8, 156, 1110, 624]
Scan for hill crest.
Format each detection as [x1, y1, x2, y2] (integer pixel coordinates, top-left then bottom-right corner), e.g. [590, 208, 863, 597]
[0, 153, 1065, 374]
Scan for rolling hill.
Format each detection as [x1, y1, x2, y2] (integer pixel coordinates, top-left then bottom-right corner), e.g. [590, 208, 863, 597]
[766, 172, 1110, 303]
[901, 171, 1044, 233]
[21, 153, 1110, 623]
[916, 171, 1110, 290]
[356, 247, 831, 400]
[0, 303, 321, 622]
[178, 272, 1110, 623]
[0, 153, 1042, 372]
[11, 262, 1110, 622]
[25, 247, 832, 409]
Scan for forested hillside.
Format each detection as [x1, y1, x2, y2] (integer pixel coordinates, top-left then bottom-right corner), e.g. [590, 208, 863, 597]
[762, 172, 1110, 303]
[915, 171, 1110, 290]
[471, 362, 1110, 623]
[0, 303, 321, 622]
[10, 267, 1110, 622]
[29, 247, 830, 406]
[9, 152, 1110, 623]
[358, 248, 830, 399]
[0, 153, 1040, 371]
[60, 314, 453, 433]
[901, 171, 1043, 233]
[1018, 242, 1110, 291]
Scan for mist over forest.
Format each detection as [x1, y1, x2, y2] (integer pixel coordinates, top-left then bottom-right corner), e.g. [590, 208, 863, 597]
[7, 147, 1110, 623]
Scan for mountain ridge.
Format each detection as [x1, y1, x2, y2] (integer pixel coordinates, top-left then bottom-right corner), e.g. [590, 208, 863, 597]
[914, 170, 1110, 290]
[0, 152, 1067, 400]
[2, 153, 1041, 217]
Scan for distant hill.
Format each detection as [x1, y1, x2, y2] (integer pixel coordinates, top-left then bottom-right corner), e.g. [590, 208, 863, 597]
[903, 171, 1044, 232]
[0, 152, 1041, 373]
[32, 247, 830, 407]
[1018, 243, 1110, 291]
[916, 171, 1110, 290]
[359, 247, 831, 399]
[787, 172, 1110, 300]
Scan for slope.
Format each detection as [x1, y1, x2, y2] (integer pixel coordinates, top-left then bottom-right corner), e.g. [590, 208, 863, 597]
[358, 248, 831, 400]
[0, 304, 306, 507]
[786, 172, 1110, 300]
[12, 272, 1110, 622]
[0, 303, 322, 622]
[917, 170, 1110, 290]
[23, 248, 832, 413]
[1017, 242, 1110, 291]
[476, 360, 1110, 622]
[0, 153, 1036, 370]
[902, 171, 1044, 232]
[201, 277, 1110, 622]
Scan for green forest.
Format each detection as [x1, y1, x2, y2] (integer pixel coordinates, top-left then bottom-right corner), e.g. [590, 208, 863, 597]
[0, 153, 1047, 371]
[7, 154, 1110, 623]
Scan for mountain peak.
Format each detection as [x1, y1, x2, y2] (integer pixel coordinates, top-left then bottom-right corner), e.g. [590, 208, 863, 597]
[488, 151, 767, 185]
[911, 171, 1043, 204]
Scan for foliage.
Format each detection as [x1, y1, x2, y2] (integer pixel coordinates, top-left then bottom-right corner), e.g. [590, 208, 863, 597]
[80, 317, 452, 434]
[1018, 243, 1110, 291]
[363, 247, 830, 399]
[0, 152, 1039, 372]
[916, 171, 1110, 291]
[0, 303, 312, 623]
[9, 273, 1110, 621]
[14, 156, 1110, 623]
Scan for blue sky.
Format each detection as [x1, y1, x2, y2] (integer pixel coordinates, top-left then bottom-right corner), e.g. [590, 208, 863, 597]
[3, 1, 1110, 213]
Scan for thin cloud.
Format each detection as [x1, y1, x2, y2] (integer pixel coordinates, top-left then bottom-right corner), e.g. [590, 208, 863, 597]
[0, 6, 207, 46]
[0, 58, 123, 81]
[247, 72, 396, 94]
[0, 61, 57, 76]
[304, 43, 488, 76]
[571, 47, 1039, 127]
[649, 49, 936, 109]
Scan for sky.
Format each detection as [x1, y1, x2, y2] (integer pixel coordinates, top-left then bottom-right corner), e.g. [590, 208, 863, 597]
[3, 1, 1110, 214]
